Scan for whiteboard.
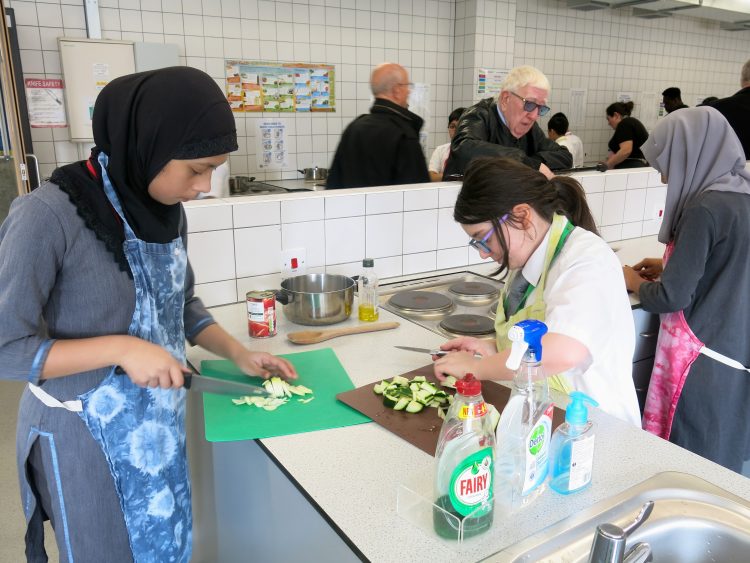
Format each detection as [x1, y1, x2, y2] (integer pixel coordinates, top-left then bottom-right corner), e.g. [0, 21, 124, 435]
[58, 38, 135, 142]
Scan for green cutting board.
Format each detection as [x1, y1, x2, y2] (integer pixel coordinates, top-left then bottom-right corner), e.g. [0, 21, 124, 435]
[201, 347, 371, 442]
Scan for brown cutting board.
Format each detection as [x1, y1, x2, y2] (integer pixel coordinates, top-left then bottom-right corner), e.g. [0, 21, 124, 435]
[337, 364, 565, 456]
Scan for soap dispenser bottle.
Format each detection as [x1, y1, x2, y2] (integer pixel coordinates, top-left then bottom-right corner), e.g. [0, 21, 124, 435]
[495, 319, 554, 512]
[549, 391, 598, 495]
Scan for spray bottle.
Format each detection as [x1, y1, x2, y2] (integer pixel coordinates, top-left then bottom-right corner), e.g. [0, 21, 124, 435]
[549, 391, 598, 494]
[494, 319, 554, 512]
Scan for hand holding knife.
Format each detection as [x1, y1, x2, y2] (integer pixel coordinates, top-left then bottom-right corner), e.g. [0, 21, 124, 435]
[115, 361, 271, 397]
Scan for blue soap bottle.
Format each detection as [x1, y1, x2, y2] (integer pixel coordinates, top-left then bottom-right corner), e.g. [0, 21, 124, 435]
[549, 391, 598, 495]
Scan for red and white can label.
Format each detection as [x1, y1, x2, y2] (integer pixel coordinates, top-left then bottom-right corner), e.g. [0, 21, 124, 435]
[247, 291, 276, 338]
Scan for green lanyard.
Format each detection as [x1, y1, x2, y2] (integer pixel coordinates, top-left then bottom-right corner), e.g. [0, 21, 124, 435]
[503, 220, 575, 314]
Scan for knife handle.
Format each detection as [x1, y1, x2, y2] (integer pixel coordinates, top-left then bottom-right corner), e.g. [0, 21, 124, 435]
[114, 365, 195, 389]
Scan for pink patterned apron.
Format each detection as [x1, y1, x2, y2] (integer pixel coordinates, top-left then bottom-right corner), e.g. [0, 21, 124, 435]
[642, 241, 750, 439]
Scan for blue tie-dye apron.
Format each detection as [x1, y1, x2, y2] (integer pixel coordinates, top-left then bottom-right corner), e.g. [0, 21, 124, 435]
[75, 152, 192, 562]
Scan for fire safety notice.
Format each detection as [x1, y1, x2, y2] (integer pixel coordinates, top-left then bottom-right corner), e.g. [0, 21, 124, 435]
[25, 78, 67, 128]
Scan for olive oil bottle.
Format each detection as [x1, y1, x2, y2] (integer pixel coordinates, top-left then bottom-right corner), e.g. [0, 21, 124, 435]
[357, 258, 379, 321]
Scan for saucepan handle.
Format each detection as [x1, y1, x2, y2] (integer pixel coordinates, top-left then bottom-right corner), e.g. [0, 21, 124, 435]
[275, 289, 293, 305]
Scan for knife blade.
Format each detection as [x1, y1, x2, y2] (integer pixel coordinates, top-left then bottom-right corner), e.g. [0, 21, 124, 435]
[395, 345, 449, 356]
[184, 360, 270, 397]
[394, 345, 483, 359]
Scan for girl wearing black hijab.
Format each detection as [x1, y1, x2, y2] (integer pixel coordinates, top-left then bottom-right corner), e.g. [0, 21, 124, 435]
[0, 67, 296, 562]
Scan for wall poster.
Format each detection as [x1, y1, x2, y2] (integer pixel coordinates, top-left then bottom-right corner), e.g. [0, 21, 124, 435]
[568, 89, 587, 129]
[254, 120, 288, 170]
[226, 61, 335, 113]
[25, 78, 67, 128]
[476, 68, 509, 99]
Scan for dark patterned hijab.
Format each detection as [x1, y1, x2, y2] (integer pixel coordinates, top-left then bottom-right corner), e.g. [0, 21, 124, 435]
[52, 66, 237, 272]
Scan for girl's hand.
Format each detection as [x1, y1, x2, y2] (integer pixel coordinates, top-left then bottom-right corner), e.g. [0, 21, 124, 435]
[118, 338, 189, 389]
[433, 351, 484, 381]
[632, 258, 663, 280]
[435, 337, 497, 360]
[232, 350, 298, 380]
[622, 265, 648, 294]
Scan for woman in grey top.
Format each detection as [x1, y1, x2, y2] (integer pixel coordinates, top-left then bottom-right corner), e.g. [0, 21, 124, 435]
[0, 67, 296, 562]
[623, 107, 750, 472]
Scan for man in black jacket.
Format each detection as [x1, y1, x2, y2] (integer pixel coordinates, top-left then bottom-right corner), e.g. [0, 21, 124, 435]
[710, 59, 750, 159]
[443, 65, 571, 180]
[327, 63, 429, 189]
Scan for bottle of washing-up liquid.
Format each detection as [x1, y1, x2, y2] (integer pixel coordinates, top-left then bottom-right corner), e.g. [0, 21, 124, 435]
[495, 319, 554, 512]
[433, 374, 495, 540]
[357, 258, 379, 321]
[549, 391, 598, 495]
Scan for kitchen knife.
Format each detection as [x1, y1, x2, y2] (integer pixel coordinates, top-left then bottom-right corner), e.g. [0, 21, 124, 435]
[394, 345, 483, 359]
[184, 360, 270, 397]
[395, 345, 449, 356]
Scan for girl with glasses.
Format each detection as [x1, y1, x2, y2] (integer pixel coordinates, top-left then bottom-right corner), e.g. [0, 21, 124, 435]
[434, 157, 640, 426]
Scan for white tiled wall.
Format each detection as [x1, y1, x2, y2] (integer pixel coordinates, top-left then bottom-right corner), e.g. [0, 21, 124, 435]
[184, 169, 666, 307]
[11, 0, 747, 181]
[520, 0, 750, 163]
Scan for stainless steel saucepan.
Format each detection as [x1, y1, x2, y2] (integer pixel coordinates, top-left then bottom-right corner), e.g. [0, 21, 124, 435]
[276, 274, 354, 325]
[298, 166, 328, 182]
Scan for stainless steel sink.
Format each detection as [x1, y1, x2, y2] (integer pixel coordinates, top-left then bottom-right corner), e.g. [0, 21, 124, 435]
[492, 472, 750, 563]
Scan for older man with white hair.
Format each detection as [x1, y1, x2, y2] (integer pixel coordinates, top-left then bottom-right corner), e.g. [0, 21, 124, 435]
[327, 62, 429, 189]
[443, 66, 572, 180]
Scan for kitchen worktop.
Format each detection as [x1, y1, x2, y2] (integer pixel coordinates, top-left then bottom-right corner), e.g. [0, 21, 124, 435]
[185, 237, 748, 563]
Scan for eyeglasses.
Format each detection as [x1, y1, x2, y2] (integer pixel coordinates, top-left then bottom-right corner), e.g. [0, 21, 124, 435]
[468, 214, 509, 254]
[397, 82, 415, 88]
[509, 91, 550, 116]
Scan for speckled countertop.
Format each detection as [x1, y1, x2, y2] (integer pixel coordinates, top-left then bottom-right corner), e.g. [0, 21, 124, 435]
[187, 236, 750, 563]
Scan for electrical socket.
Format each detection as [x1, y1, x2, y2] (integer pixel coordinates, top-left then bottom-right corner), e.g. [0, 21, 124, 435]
[650, 204, 664, 220]
[281, 247, 306, 277]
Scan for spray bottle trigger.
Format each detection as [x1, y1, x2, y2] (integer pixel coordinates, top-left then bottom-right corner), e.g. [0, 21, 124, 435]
[506, 340, 529, 371]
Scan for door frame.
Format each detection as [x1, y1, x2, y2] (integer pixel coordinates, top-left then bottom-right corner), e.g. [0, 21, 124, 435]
[0, 0, 31, 195]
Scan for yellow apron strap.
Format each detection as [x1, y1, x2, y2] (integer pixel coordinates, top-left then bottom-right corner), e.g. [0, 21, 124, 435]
[495, 214, 575, 395]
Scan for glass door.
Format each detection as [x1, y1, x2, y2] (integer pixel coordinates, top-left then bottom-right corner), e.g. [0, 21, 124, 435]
[0, 0, 31, 221]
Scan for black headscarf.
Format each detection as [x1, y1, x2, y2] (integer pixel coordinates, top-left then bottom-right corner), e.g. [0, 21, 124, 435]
[52, 66, 237, 273]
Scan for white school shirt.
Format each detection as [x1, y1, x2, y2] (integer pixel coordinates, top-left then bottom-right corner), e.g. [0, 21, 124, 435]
[428, 143, 451, 174]
[520, 225, 640, 426]
[556, 133, 584, 168]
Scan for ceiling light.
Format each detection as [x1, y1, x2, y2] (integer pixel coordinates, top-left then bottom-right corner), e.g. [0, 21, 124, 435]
[566, 0, 610, 11]
[632, 7, 673, 17]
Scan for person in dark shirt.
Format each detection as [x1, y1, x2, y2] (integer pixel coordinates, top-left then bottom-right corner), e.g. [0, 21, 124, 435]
[661, 87, 689, 113]
[710, 59, 750, 159]
[327, 63, 429, 189]
[442, 65, 571, 180]
[623, 107, 750, 472]
[603, 101, 649, 169]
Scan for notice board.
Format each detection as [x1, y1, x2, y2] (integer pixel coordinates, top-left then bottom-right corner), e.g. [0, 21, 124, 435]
[58, 38, 135, 142]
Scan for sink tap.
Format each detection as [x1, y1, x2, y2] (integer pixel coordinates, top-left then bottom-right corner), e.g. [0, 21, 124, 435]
[587, 501, 654, 563]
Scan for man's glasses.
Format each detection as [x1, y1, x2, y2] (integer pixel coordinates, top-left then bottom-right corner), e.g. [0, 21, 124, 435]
[509, 91, 550, 116]
[468, 214, 509, 253]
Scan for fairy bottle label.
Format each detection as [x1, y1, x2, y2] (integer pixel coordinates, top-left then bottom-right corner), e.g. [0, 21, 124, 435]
[448, 447, 494, 517]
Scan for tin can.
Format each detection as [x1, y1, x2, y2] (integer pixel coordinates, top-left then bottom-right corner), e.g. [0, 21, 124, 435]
[247, 290, 277, 338]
